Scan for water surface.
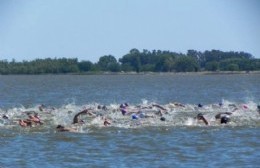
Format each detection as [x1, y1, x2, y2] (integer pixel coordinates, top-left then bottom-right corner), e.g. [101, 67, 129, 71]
[0, 74, 259, 168]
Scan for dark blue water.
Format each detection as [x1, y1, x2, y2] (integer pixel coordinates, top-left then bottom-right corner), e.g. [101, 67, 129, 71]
[0, 127, 259, 168]
[0, 74, 259, 108]
[0, 74, 259, 168]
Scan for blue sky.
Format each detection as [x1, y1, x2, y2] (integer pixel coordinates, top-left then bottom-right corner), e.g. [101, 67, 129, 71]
[0, 0, 259, 63]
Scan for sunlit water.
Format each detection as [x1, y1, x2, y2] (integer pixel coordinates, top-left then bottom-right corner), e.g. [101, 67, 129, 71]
[0, 74, 259, 168]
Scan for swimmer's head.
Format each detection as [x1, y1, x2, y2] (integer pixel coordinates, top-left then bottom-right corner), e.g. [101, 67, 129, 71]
[139, 112, 145, 118]
[197, 113, 204, 120]
[102, 105, 107, 110]
[132, 114, 138, 120]
[220, 116, 230, 124]
[160, 117, 166, 121]
[257, 105, 260, 110]
[198, 104, 203, 108]
[56, 125, 64, 129]
[2, 115, 8, 119]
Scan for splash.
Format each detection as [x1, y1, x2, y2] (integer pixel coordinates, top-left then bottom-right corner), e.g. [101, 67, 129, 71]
[0, 100, 259, 133]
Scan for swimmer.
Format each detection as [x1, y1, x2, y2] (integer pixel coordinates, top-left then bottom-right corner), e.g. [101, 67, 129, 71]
[119, 104, 124, 108]
[120, 105, 137, 116]
[97, 105, 108, 111]
[257, 105, 260, 114]
[72, 109, 95, 124]
[97, 104, 107, 110]
[152, 104, 167, 111]
[120, 107, 127, 115]
[56, 125, 77, 132]
[160, 117, 166, 121]
[220, 116, 231, 124]
[132, 113, 139, 120]
[215, 112, 232, 119]
[138, 112, 146, 118]
[170, 102, 185, 107]
[155, 110, 163, 116]
[104, 118, 111, 126]
[196, 113, 208, 125]
[2, 114, 9, 119]
[39, 104, 46, 111]
[215, 112, 232, 124]
[19, 119, 32, 127]
[198, 103, 203, 108]
[28, 113, 43, 125]
[175, 102, 185, 107]
[137, 111, 154, 118]
[120, 103, 129, 108]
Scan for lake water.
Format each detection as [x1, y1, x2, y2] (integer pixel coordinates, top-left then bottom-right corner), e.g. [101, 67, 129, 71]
[0, 74, 259, 168]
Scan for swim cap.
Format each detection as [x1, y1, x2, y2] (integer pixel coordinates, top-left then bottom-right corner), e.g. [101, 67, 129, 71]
[2, 115, 8, 119]
[160, 117, 166, 121]
[56, 125, 64, 129]
[132, 114, 138, 120]
[139, 112, 145, 118]
[220, 116, 230, 124]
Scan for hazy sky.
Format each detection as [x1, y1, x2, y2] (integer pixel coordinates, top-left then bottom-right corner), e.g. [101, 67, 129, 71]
[0, 0, 259, 62]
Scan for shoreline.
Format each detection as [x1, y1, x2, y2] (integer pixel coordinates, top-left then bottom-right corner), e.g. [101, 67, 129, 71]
[100, 71, 260, 76]
[1, 71, 260, 76]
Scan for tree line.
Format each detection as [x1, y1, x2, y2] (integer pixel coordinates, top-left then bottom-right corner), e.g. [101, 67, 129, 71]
[0, 49, 259, 74]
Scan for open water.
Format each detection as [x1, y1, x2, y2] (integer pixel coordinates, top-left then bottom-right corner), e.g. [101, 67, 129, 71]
[0, 74, 259, 168]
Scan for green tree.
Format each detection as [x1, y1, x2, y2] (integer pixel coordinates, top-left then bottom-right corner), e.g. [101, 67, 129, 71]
[97, 55, 119, 72]
[175, 57, 199, 72]
[78, 61, 93, 72]
[205, 61, 219, 71]
[155, 55, 175, 72]
[227, 64, 239, 71]
[119, 49, 141, 72]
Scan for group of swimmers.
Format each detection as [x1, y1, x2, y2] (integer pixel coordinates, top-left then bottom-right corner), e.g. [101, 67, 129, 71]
[123, 102, 260, 126]
[195, 103, 242, 125]
[20, 112, 43, 127]
[1, 102, 260, 132]
[196, 103, 260, 125]
[196, 112, 232, 125]
[120, 102, 249, 126]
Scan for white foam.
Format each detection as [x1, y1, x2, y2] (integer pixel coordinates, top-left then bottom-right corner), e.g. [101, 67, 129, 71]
[0, 100, 259, 131]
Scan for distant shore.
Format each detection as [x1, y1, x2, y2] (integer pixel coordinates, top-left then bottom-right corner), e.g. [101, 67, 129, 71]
[1, 71, 260, 76]
[59, 70, 260, 75]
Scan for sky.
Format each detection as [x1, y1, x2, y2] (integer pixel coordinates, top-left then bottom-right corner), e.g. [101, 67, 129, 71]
[0, 0, 259, 63]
